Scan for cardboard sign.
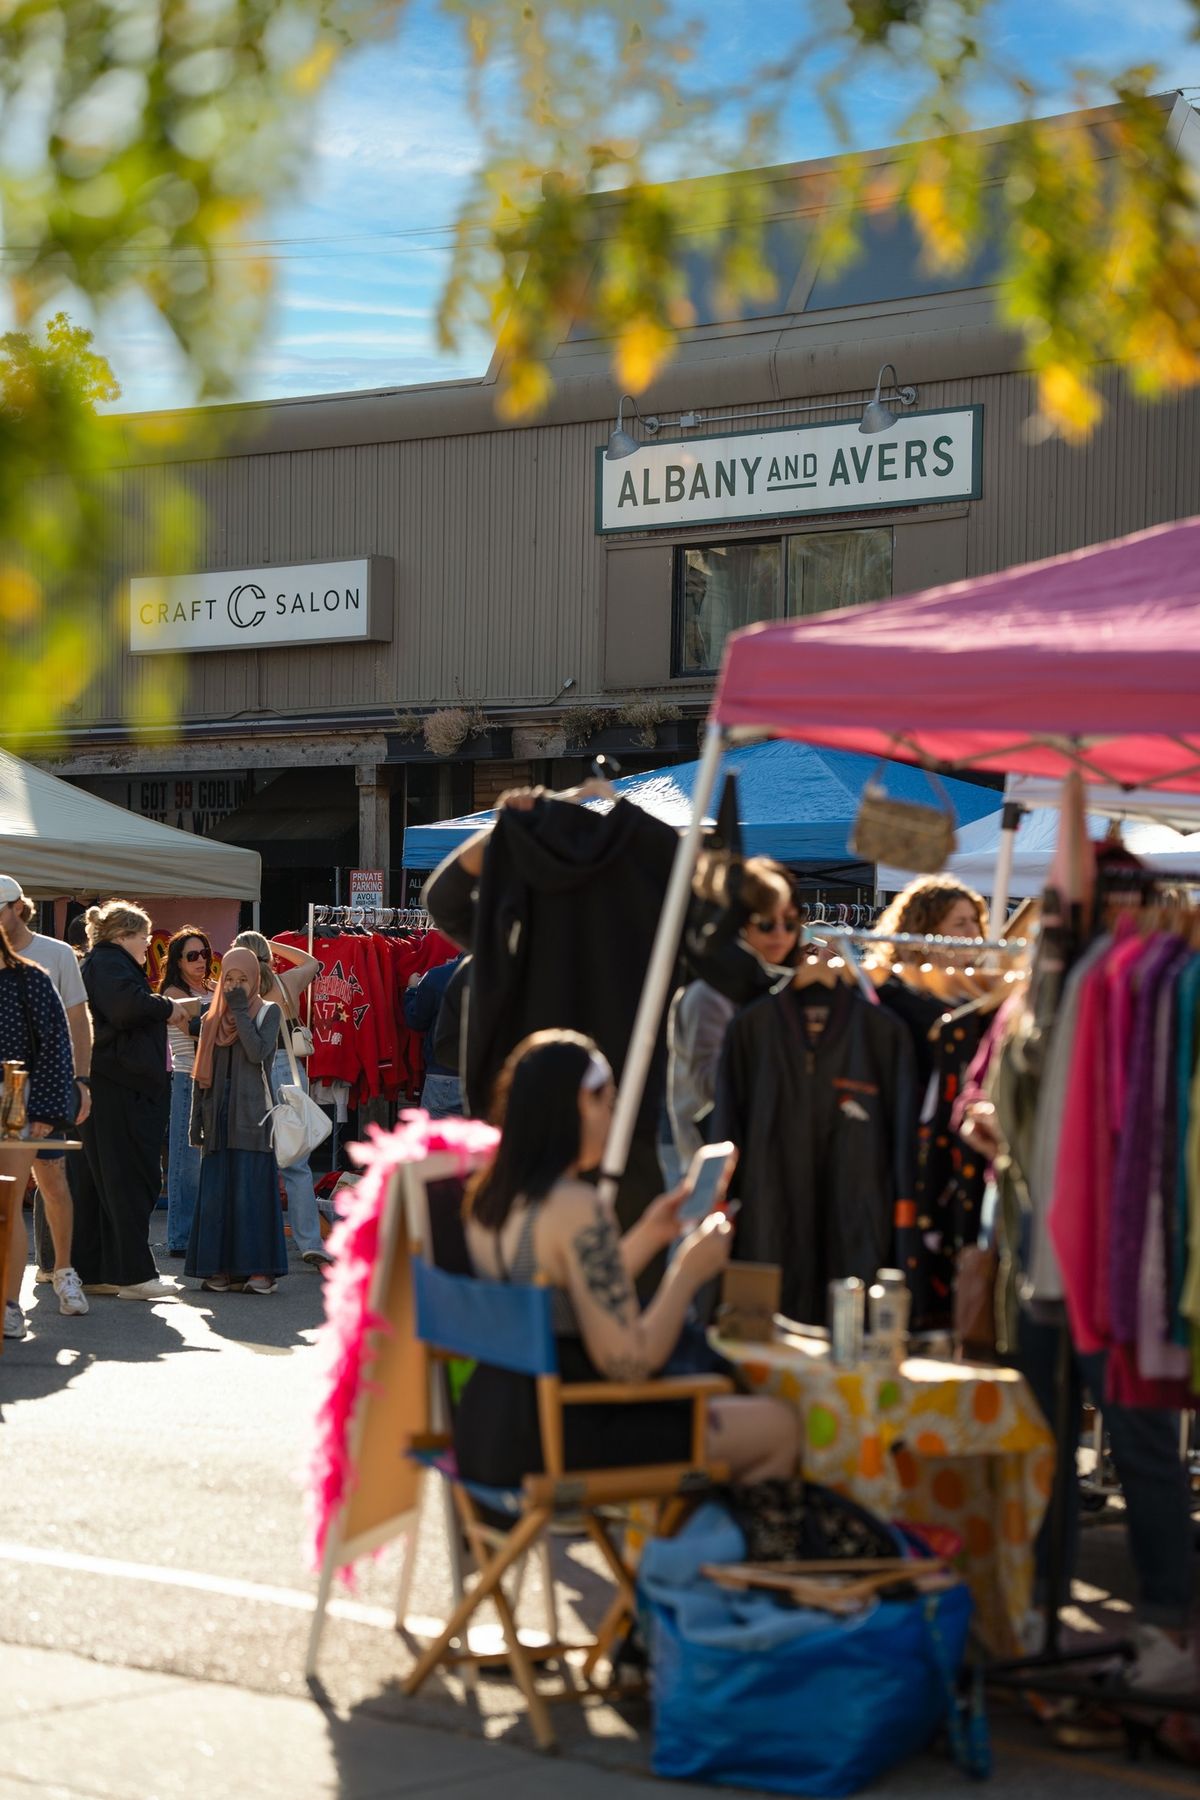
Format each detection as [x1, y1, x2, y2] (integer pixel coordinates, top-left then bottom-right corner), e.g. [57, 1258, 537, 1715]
[717, 1262, 782, 1343]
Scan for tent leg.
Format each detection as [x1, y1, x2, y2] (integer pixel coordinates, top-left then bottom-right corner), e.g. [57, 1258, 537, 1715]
[598, 722, 726, 1207]
[989, 800, 1024, 935]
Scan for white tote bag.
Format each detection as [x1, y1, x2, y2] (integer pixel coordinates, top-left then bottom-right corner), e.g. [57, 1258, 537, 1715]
[260, 1024, 331, 1169]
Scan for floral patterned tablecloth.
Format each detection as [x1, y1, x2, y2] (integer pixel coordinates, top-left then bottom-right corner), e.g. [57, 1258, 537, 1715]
[713, 1332, 1055, 1654]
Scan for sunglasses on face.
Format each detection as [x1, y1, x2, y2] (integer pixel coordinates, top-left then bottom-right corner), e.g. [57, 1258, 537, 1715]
[748, 913, 800, 932]
[183, 950, 207, 962]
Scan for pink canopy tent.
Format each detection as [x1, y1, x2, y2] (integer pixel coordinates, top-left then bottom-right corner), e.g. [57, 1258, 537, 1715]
[599, 513, 1200, 1198]
[713, 514, 1200, 792]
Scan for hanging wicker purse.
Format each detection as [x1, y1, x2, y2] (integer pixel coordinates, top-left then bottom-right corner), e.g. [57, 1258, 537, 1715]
[849, 761, 958, 874]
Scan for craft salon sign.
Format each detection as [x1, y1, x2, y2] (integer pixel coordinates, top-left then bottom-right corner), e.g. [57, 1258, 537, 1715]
[129, 557, 393, 654]
[595, 406, 982, 533]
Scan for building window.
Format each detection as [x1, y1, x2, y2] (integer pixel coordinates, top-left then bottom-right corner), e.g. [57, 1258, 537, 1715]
[674, 540, 783, 676]
[672, 526, 893, 675]
[787, 527, 891, 617]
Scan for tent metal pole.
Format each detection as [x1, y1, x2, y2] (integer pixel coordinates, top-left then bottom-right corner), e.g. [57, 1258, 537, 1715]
[598, 721, 727, 1206]
[989, 800, 1024, 935]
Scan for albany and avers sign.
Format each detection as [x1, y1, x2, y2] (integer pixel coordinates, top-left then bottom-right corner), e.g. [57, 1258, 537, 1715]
[595, 406, 982, 534]
[129, 556, 393, 654]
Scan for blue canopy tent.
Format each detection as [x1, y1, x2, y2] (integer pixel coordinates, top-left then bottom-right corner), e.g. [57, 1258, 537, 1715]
[400, 741, 999, 872]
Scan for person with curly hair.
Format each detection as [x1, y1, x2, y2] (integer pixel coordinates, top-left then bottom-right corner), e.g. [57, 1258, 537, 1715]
[873, 876, 992, 1331]
[873, 876, 990, 1075]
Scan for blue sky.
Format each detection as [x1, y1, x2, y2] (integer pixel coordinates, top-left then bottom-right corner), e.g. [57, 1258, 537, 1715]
[102, 0, 1200, 412]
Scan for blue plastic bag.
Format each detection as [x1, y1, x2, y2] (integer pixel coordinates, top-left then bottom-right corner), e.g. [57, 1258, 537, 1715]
[640, 1502, 977, 1796]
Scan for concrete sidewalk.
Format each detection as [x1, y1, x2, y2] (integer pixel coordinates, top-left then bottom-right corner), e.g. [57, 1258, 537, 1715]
[5, 1641, 1200, 1800]
[1, 1642, 723, 1800]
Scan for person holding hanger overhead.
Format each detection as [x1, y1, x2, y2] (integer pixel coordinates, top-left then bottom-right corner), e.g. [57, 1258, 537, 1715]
[230, 930, 332, 1269]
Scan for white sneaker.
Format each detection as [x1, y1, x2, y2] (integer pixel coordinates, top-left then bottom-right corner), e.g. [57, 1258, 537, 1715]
[3, 1300, 27, 1340]
[1128, 1625, 1199, 1696]
[116, 1277, 177, 1301]
[52, 1267, 89, 1316]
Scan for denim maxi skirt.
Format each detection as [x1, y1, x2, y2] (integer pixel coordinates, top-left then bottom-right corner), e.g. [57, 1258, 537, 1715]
[185, 1146, 288, 1281]
[185, 1082, 287, 1282]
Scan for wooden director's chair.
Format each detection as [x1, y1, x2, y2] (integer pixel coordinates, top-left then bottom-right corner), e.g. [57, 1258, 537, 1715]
[403, 1251, 732, 1750]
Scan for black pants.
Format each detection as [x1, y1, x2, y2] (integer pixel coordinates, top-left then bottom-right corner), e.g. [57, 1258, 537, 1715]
[33, 1185, 54, 1272]
[1016, 1311, 1195, 1630]
[71, 1076, 169, 1287]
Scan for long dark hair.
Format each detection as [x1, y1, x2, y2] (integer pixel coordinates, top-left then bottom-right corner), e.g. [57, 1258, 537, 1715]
[467, 1030, 599, 1231]
[0, 919, 31, 973]
[158, 926, 215, 995]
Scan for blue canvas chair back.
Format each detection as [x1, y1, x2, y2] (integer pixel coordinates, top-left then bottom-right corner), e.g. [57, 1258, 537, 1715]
[412, 1257, 558, 1378]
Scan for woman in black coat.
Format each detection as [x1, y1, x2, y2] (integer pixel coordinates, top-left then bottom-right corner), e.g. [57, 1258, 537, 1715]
[71, 901, 189, 1301]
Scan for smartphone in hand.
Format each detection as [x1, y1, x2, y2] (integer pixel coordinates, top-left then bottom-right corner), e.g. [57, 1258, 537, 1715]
[679, 1140, 736, 1226]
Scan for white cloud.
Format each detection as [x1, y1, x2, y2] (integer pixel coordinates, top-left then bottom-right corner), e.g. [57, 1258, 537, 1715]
[280, 295, 434, 319]
[316, 114, 481, 178]
[274, 326, 437, 348]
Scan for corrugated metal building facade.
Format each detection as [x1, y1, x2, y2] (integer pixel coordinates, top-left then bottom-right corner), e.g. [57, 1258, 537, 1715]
[35, 94, 1200, 926]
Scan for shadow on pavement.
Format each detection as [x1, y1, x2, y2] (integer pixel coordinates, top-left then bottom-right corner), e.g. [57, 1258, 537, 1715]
[177, 1274, 326, 1355]
[306, 1527, 660, 1783]
[0, 1284, 217, 1421]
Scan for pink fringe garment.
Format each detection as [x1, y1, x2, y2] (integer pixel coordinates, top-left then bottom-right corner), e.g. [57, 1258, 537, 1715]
[304, 1110, 499, 1577]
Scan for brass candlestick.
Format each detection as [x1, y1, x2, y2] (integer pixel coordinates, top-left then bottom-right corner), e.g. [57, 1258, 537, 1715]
[0, 1061, 29, 1140]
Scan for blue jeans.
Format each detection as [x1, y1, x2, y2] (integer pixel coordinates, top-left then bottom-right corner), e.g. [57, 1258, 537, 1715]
[420, 1072, 462, 1119]
[269, 1049, 325, 1256]
[166, 1071, 202, 1254]
[1016, 1311, 1195, 1630]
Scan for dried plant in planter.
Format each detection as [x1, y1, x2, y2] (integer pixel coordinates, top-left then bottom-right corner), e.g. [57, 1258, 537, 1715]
[617, 697, 682, 748]
[393, 711, 422, 739]
[563, 704, 616, 747]
[423, 703, 487, 757]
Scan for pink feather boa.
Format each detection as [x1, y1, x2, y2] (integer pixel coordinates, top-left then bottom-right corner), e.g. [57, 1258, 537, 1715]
[305, 1109, 499, 1577]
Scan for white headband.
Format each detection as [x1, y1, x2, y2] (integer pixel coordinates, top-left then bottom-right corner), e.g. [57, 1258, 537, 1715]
[580, 1052, 613, 1093]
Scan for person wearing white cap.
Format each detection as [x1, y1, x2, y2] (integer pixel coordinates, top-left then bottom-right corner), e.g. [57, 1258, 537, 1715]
[0, 877, 90, 1319]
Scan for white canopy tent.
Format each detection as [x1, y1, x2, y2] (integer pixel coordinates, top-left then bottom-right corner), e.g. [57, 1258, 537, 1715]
[878, 807, 1200, 900]
[0, 749, 261, 901]
[1005, 773, 1200, 832]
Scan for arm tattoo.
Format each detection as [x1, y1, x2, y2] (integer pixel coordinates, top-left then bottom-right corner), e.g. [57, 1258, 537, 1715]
[572, 1209, 635, 1321]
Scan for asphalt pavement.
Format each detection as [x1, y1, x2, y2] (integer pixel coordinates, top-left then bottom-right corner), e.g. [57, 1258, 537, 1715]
[1, 1209, 1196, 1800]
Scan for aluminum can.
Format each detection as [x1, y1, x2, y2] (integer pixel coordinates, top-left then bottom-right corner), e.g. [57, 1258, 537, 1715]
[828, 1276, 865, 1366]
[868, 1280, 911, 1363]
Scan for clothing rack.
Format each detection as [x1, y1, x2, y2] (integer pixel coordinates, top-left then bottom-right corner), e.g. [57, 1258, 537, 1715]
[986, 885, 1200, 1726]
[799, 899, 881, 930]
[800, 927, 1030, 1008]
[305, 902, 431, 948]
[804, 929, 1030, 952]
[302, 904, 434, 1023]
